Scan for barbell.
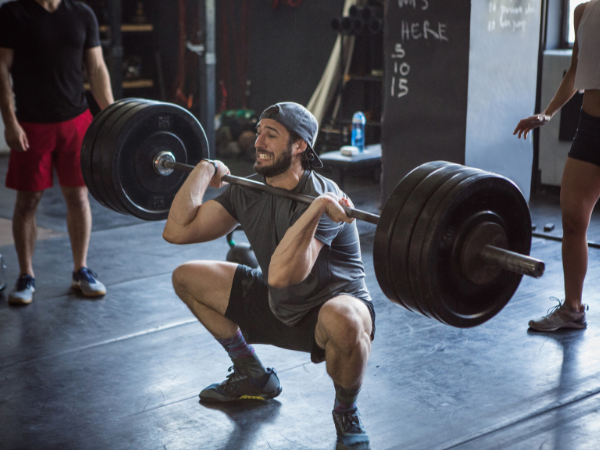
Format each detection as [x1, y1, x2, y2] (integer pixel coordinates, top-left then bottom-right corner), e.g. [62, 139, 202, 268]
[81, 98, 545, 328]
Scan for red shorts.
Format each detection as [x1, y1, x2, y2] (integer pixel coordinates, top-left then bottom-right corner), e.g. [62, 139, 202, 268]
[5, 110, 93, 192]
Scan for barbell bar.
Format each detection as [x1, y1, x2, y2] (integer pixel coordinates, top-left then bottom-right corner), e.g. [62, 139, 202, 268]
[81, 98, 545, 328]
[158, 155, 544, 280]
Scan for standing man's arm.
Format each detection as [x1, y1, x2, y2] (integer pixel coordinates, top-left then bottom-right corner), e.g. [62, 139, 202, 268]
[0, 47, 28, 152]
[84, 47, 113, 110]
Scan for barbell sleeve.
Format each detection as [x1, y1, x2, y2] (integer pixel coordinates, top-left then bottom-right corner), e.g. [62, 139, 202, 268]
[480, 245, 545, 279]
[163, 161, 381, 225]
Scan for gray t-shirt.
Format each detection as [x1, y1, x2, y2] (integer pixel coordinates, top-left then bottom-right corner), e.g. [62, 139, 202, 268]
[213, 170, 371, 326]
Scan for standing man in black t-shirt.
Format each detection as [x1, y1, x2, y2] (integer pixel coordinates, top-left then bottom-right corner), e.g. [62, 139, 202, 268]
[0, 0, 114, 304]
[163, 103, 375, 450]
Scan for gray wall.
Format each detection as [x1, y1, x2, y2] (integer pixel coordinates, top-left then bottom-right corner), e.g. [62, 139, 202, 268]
[538, 50, 572, 186]
[464, 0, 542, 202]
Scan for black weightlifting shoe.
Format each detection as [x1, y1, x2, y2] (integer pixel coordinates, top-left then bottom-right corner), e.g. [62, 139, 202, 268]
[332, 407, 370, 450]
[199, 366, 282, 403]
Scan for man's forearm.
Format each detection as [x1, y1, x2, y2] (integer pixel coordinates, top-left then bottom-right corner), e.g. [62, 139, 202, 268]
[269, 200, 325, 287]
[166, 162, 214, 230]
[89, 64, 113, 110]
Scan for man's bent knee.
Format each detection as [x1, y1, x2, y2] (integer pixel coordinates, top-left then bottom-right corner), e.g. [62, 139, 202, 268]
[172, 263, 191, 294]
[172, 261, 237, 315]
[172, 262, 207, 297]
[317, 297, 372, 351]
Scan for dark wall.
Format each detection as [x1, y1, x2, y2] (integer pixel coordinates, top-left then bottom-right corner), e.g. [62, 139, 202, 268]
[155, 1, 343, 115]
[545, 0, 563, 49]
[227, 0, 344, 113]
[155, 2, 181, 95]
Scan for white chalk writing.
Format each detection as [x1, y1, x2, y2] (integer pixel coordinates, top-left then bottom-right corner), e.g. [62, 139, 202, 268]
[398, 0, 429, 10]
[400, 20, 448, 41]
[487, 0, 536, 33]
[389, 1, 450, 100]
[390, 43, 409, 98]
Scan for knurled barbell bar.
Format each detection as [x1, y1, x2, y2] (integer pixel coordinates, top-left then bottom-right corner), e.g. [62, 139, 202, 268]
[159, 155, 543, 278]
[81, 98, 545, 328]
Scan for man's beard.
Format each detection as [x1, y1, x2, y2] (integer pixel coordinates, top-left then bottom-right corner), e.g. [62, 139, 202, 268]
[254, 143, 294, 178]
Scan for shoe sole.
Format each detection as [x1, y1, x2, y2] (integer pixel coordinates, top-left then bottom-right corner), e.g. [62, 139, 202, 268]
[200, 386, 282, 403]
[71, 283, 106, 297]
[528, 321, 587, 332]
[336, 441, 371, 450]
[8, 287, 35, 305]
[8, 296, 33, 305]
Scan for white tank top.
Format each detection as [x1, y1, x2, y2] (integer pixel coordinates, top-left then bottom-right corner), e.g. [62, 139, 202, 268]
[574, 0, 600, 90]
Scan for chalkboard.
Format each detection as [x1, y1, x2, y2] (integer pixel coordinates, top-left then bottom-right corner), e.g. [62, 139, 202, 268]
[381, 0, 471, 201]
[382, 0, 541, 202]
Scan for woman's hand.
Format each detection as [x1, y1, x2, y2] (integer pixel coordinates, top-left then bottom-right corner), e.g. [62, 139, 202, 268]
[513, 114, 550, 140]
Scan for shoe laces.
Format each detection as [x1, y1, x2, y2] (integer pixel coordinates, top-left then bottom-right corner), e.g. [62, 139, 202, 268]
[337, 408, 364, 434]
[221, 366, 248, 392]
[76, 267, 99, 283]
[545, 297, 588, 316]
[15, 274, 34, 291]
[545, 297, 564, 316]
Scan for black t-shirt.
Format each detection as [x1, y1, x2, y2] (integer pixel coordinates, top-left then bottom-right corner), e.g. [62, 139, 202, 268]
[213, 170, 371, 326]
[0, 0, 100, 123]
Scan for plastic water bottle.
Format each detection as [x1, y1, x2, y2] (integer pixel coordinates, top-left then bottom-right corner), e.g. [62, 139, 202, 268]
[351, 111, 366, 152]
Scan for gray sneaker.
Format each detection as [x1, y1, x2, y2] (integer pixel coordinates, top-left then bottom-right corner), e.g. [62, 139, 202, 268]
[71, 268, 106, 297]
[200, 366, 282, 403]
[333, 407, 370, 450]
[8, 274, 35, 305]
[529, 298, 587, 331]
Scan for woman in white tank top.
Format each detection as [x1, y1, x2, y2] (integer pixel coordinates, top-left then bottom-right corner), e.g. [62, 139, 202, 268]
[514, 1, 600, 331]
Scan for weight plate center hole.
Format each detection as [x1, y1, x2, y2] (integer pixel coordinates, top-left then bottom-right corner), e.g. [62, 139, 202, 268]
[154, 150, 176, 176]
[461, 221, 508, 285]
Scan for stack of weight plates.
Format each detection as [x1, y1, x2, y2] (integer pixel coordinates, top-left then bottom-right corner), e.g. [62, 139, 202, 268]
[80, 98, 209, 221]
[373, 161, 531, 328]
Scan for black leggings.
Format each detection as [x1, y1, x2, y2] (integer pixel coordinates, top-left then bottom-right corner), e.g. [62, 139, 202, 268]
[568, 110, 600, 166]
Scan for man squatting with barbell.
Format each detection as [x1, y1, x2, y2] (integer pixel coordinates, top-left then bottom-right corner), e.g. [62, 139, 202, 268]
[163, 102, 375, 450]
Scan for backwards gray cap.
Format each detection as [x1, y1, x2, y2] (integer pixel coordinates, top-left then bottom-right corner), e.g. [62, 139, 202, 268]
[259, 102, 322, 169]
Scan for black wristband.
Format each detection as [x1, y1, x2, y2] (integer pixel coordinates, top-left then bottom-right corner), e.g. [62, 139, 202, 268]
[202, 159, 218, 177]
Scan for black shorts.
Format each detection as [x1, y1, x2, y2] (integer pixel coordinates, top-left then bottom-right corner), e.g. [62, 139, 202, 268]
[568, 110, 600, 167]
[224, 265, 376, 364]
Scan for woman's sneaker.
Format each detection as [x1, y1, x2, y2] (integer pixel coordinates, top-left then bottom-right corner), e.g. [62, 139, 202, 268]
[529, 298, 588, 331]
[71, 267, 106, 297]
[332, 407, 370, 450]
[8, 274, 35, 305]
[199, 366, 282, 403]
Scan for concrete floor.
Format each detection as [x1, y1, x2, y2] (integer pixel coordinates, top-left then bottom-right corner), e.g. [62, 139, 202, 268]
[1, 154, 600, 450]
